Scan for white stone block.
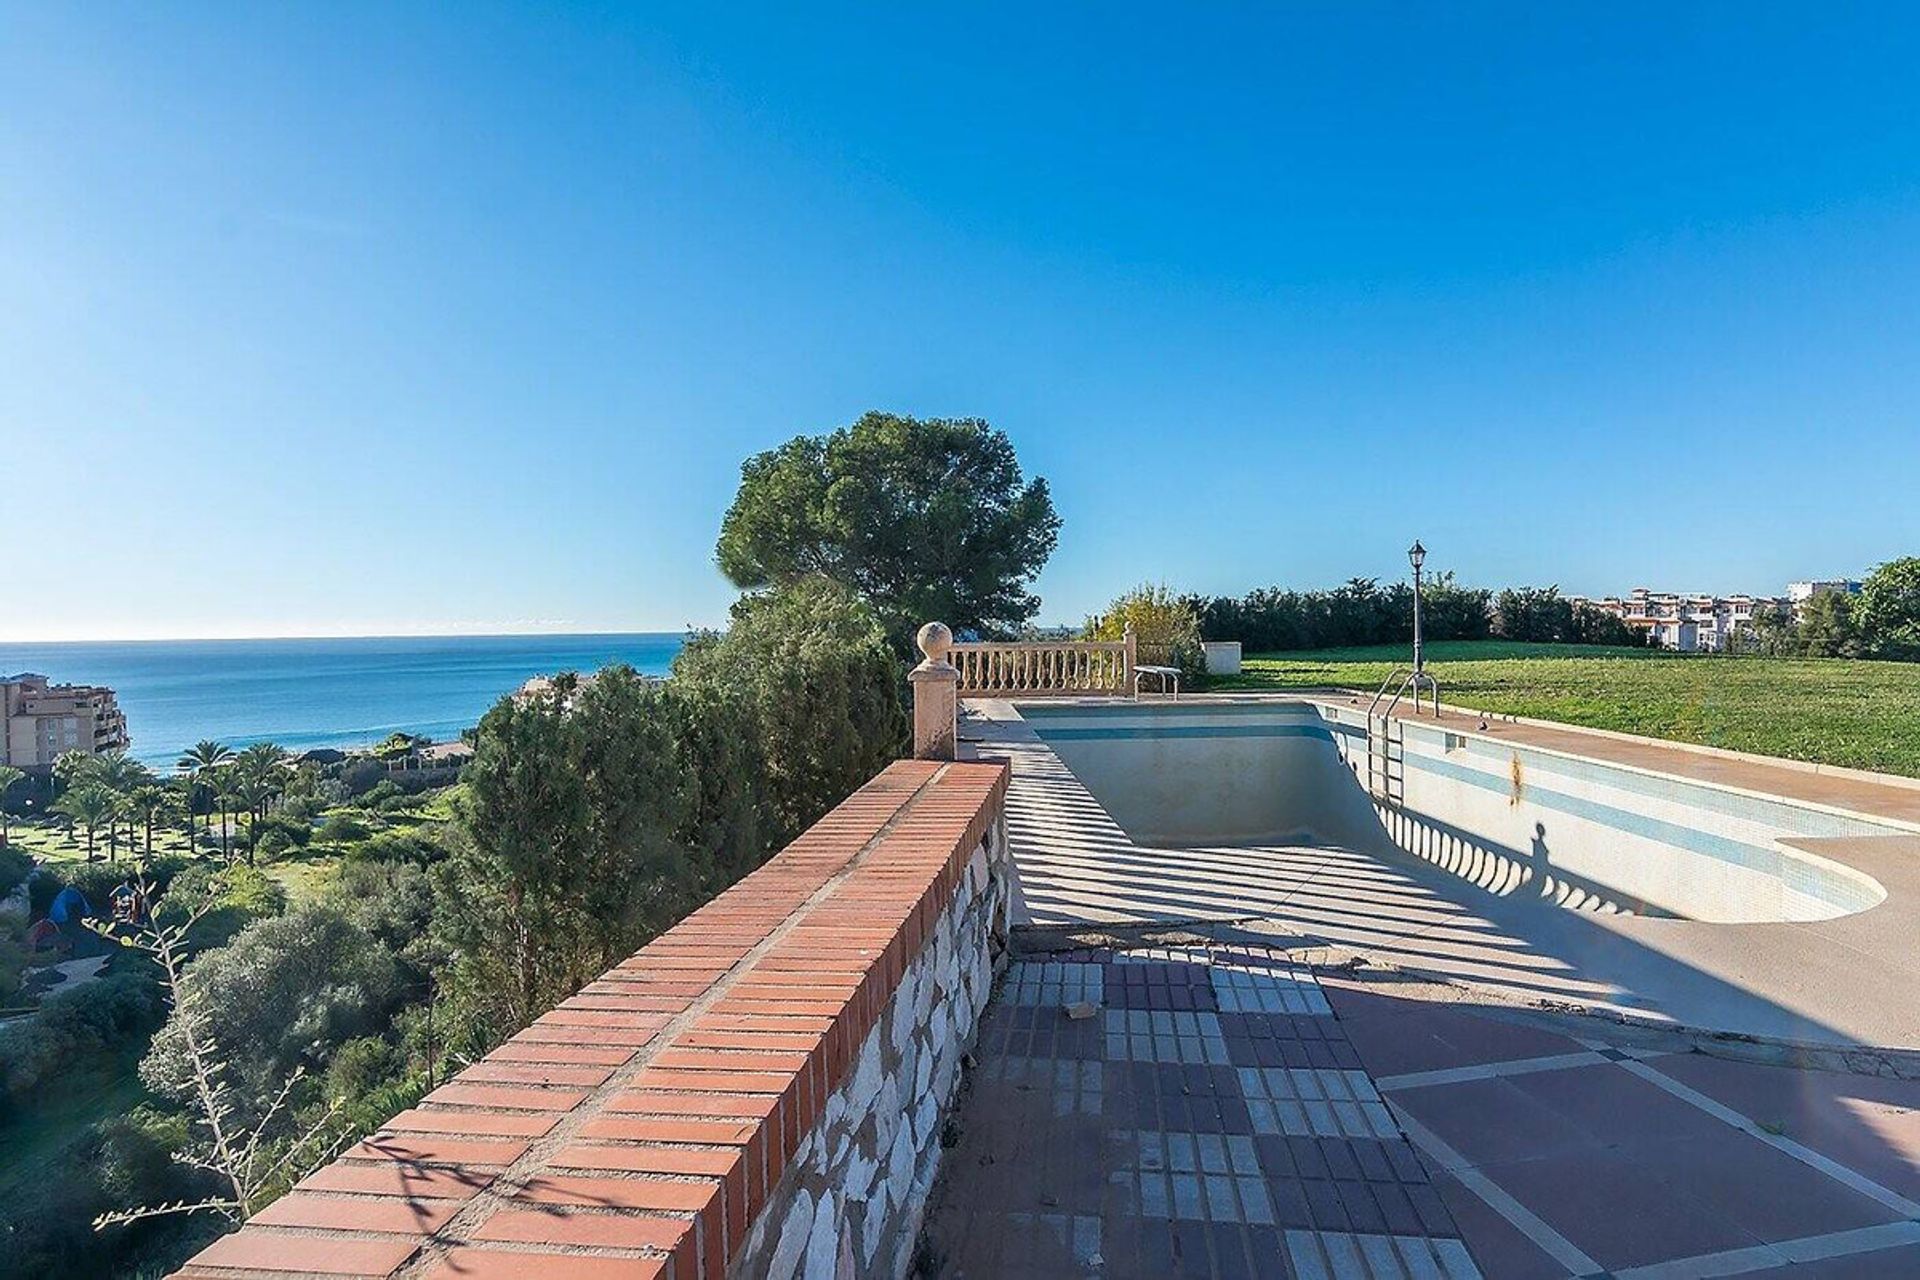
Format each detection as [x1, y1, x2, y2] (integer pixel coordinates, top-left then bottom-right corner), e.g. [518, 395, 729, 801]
[767, 1188, 814, 1280]
[802, 1190, 840, 1280]
[886, 1116, 916, 1201]
[848, 1033, 882, 1115]
[861, 1192, 888, 1262]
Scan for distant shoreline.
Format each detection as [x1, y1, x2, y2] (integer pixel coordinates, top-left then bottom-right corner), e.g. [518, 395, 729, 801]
[0, 629, 700, 647]
[0, 633, 687, 767]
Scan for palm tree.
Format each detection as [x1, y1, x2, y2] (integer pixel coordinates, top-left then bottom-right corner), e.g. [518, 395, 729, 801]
[0, 764, 22, 848]
[215, 773, 244, 862]
[177, 741, 233, 857]
[127, 784, 175, 861]
[170, 776, 199, 855]
[51, 749, 91, 798]
[231, 744, 292, 866]
[86, 751, 152, 853]
[52, 783, 116, 861]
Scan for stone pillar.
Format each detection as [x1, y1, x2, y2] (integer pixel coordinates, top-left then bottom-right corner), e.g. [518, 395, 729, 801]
[910, 622, 960, 761]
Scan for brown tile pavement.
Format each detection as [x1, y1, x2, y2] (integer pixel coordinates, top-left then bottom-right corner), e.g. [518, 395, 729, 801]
[1329, 976, 1920, 1277]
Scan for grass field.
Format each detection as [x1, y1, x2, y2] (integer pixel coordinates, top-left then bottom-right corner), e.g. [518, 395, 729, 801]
[1213, 640, 1920, 777]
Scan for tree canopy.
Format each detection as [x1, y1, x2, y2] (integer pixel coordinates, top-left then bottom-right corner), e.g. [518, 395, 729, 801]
[1858, 557, 1920, 660]
[715, 411, 1061, 641]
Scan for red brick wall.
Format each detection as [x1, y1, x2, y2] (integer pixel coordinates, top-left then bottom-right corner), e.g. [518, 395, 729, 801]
[172, 759, 1010, 1280]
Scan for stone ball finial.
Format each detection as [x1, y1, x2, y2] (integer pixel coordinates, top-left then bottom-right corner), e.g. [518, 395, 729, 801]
[916, 621, 953, 665]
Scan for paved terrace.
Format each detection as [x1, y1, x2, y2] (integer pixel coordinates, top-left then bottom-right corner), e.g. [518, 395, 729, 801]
[926, 949, 1920, 1278]
[922, 693, 1920, 1278]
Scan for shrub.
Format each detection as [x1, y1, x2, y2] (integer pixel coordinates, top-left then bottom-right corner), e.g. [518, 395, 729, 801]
[358, 780, 404, 808]
[140, 904, 400, 1123]
[340, 758, 387, 797]
[345, 829, 445, 867]
[1189, 574, 1647, 652]
[316, 813, 372, 845]
[252, 815, 311, 849]
[674, 577, 908, 843]
[333, 860, 436, 967]
[1087, 584, 1206, 678]
[60, 861, 140, 912]
[323, 1034, 406, 1103]
[157, 863, 288, 951]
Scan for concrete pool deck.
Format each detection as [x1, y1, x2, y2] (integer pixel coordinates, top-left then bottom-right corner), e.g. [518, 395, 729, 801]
[961, 695, 1920, 1051]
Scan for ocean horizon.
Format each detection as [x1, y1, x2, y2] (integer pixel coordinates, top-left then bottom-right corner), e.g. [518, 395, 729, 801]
[0, 633, 685, 767]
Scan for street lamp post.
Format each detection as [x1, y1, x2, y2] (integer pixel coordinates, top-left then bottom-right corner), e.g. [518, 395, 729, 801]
[1409, 540, 1427, 677]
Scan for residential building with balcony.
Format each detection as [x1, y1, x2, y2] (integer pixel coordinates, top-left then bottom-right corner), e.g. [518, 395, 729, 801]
[1574, 588, 1788, 652]
[2, 672, 131, 769]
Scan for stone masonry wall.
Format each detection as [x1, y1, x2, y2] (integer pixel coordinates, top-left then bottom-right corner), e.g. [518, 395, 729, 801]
[736, 812, 1013, 1279]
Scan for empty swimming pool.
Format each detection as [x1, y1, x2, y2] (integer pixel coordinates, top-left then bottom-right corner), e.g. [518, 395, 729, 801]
[974, 694, 1920, 1048]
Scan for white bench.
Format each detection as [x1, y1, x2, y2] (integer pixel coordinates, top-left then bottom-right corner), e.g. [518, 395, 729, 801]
[1134, 664, 1181, 699]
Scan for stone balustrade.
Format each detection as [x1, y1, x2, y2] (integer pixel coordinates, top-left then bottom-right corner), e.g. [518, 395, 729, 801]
[948, 628, 1136, 698]
[172, 758, 1012, 1280]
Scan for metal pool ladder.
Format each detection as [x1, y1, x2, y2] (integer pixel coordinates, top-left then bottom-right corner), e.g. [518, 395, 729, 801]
[1366, 667, 1440, 805]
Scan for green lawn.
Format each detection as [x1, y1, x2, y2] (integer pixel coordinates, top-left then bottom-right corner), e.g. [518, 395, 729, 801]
[8, 820, 201, 866]
[1213, 641, 1920, 778]
[9, 817, 344, 906]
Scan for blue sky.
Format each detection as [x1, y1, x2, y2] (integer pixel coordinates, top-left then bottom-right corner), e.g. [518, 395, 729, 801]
[4, 5, 1918, 640]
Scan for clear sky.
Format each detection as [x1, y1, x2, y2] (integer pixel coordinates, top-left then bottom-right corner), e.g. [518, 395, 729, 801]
[4, 4, 1919, 641]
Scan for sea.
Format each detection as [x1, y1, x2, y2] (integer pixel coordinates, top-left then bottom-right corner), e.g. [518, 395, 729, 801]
[0, 634, 684, 767]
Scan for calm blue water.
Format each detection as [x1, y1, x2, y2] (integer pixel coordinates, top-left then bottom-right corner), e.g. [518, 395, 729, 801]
[0, 634, 684, 766]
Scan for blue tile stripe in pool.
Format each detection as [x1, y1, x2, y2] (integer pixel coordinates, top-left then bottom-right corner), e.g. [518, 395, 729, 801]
[923, 947, 1484, 1279]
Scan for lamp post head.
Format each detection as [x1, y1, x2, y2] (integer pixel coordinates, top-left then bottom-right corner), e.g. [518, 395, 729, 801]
[1408, 540, 1426, 571]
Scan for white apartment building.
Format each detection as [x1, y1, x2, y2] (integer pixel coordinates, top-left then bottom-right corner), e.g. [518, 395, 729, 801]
[1788, 580, 1864, 614]
[2, 673, 131, 769]
[1577, 589, 1787, 653]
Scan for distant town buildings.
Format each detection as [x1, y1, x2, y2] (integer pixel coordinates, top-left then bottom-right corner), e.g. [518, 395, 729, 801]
[1787, 580, 1864, 611]
[513, 670, 619, 708]
[1574, 578, 1863, 652]
[381, 736, 474, 778]
[2, 673, 130, 769]
[1573, 589, 1784, 653]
